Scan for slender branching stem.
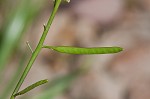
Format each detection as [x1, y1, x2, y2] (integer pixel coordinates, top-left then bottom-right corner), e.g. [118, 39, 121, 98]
[10, 0, 62, 99]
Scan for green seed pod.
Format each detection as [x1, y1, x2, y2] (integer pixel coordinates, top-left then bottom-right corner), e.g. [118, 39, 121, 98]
[43, 46, 123, 54]
[14, 79, 48, 97]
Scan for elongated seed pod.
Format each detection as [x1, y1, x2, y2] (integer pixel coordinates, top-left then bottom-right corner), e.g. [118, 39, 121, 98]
[14, 79, 48, 97]
[43, 46, 123, 54]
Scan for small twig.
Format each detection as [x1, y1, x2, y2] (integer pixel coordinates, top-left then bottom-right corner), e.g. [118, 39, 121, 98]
[43, 24, 46, 31]
[26, 41, 33, 53]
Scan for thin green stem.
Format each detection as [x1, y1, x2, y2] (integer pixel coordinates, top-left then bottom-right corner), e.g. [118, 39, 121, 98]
[10, 0, 62, 99]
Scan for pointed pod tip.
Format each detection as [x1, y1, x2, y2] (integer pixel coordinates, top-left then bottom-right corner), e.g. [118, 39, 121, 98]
[110, 46, 123, 53]
[119, 47, 123, 51]
[45, 79, 49, 83]
[116, 47, 123, 52]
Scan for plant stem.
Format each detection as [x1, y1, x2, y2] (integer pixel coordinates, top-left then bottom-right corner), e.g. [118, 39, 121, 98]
[10, 0, 62, 99]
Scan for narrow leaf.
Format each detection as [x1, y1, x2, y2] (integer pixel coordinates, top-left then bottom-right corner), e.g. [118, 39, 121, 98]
[43, 46, 123, 54]
[14, 79, 48, 97]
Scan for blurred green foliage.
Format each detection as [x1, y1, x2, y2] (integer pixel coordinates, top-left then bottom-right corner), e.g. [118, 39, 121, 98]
[0, 0, 46, 73]
[0, 51, 28, 99]
[0, 0, 47, 98]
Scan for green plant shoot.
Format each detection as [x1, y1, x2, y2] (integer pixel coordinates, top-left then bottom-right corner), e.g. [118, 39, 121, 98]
[10, 0, 123, 99]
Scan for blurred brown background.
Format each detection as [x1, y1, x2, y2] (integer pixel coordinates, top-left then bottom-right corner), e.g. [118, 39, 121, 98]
[1, 0, 150, 99]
